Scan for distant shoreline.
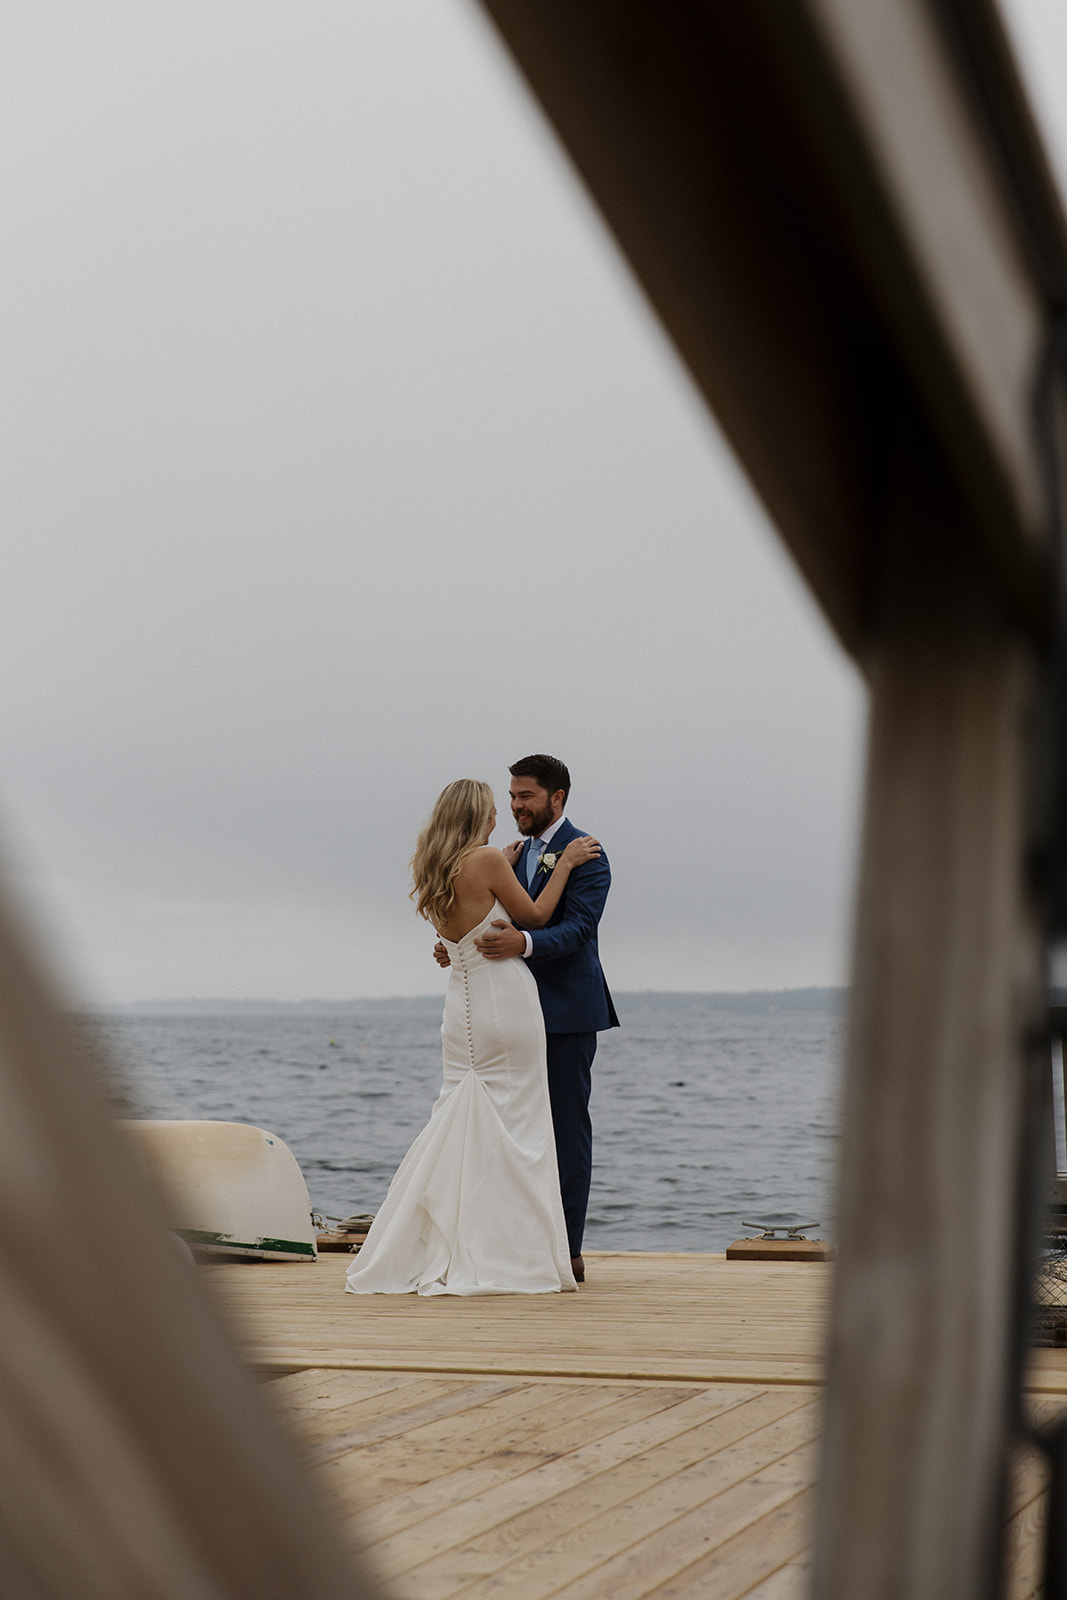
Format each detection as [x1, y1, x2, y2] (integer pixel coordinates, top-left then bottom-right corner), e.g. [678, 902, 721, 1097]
[82, 987, 848, 1018]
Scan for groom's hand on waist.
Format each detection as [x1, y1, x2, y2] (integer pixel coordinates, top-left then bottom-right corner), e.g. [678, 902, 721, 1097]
[433, 940, 450, 969]
[474, 921, 526, 960]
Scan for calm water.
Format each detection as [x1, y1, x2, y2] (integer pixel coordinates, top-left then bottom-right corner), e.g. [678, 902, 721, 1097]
[80, 994, 844, 1253]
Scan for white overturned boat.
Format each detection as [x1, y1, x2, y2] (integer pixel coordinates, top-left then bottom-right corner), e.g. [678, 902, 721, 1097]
[123, 1119, 318, 1261]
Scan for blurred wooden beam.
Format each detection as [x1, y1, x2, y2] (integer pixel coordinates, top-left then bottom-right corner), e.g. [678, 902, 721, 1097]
[476, 3, 1067, 1597]
[479, 0, 1067, 657]
[0, 892, 378, 1598]
[813, 438, 1044, 1598]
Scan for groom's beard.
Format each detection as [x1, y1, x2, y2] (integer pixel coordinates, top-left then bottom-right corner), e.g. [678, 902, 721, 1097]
[513, 800, 555, 837]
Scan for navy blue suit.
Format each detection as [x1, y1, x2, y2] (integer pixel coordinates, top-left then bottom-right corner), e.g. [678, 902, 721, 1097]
[518, 819, 618, 1254]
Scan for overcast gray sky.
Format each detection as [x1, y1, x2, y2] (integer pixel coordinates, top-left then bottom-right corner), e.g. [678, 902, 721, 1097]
[0, 0, 1056, 1003]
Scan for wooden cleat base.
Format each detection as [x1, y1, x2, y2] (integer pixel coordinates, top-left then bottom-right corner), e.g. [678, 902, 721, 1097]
[727, 1237, 834, 1262]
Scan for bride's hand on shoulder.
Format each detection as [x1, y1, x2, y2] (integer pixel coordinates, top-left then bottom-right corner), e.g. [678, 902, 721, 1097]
[560, 835, 600, 869]
[502, 839, 523, 868]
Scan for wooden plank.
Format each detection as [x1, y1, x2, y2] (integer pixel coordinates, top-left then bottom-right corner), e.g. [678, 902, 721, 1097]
[338, 1388, 812, 1552]
[394, 1413, 820, 1600]
[319, 1379, 647, 1471]
[546, 1485, 815, 1600]
[361, 1392, 812, 1546]
[318, 1382, 660, 1515]
[301, 1375, 529, 1438]
[266, 1360, 1061, 1599]
[302, 1378, 529, 1463]
[203, 1253, 833, 1387]
[1002, 1440, 1050, 1600]
[1023, 1348, 1067, 1395]
[741, 1562, 811, 1600]
[261, 1355, 824, 1387]
[200, 1261, 1067, 1595]
[351, 1388, 819, 1587]
[311, 1381, 630, 1503]
[267, 1367, 428, 1417]
[284, 1376, 495, 1445]
[354, 1386, 728, 1577]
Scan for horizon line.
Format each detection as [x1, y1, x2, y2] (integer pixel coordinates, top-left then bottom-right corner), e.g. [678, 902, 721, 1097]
[79, 984, 850, 1012]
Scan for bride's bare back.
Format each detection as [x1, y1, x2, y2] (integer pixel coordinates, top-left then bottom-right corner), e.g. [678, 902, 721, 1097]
[434, 852, 499, 943]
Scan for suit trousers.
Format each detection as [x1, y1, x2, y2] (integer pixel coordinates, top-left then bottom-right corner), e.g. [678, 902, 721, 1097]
[545, 1031, 596, 1257]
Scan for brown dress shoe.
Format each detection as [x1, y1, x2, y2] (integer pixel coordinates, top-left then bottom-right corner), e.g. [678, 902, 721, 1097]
[571, 1255, 585, 1283]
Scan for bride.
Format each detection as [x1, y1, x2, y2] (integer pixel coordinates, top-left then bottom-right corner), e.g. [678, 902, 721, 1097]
[345, 778, 599, 1296]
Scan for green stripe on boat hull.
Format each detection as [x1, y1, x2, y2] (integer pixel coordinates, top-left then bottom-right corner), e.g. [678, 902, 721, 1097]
[177, 1229, 316, 1260]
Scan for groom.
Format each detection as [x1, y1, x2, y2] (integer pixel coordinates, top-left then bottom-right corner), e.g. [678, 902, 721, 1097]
[472, 754, 618, 1283]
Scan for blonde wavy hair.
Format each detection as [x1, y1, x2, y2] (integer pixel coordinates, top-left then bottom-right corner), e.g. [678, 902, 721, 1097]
[410, 779, 495, 928]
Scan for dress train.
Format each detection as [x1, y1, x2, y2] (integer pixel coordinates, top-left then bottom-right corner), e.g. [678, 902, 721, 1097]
[345, 901, 575, 1296]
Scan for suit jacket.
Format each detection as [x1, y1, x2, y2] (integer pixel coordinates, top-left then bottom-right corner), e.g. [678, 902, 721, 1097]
[517, 818, 619, 1035]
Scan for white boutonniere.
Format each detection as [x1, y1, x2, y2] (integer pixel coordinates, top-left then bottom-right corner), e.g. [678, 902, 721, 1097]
[537, 851, 559, 876]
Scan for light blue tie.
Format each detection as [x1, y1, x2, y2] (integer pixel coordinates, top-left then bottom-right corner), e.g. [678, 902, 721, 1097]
[526, 840, 543, 887]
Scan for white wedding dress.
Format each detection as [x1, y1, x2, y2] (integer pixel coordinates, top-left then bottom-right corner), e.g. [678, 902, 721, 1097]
[345, 901, 576, 1296]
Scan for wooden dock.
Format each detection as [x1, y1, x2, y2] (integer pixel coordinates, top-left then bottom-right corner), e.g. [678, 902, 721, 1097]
[202, 1252, 1067, 1599]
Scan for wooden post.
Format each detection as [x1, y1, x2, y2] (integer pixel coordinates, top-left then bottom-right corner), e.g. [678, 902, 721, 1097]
[0, 887, 379, 1597]
[468, 5, 1064, 1591]
[813, 461, 1046, 1599]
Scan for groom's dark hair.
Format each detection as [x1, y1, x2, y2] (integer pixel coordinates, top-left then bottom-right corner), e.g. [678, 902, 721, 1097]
[510, 754, 571, 803]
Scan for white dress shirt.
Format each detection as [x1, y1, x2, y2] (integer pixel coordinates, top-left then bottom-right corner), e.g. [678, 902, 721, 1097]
[521, 815, 567, 958]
